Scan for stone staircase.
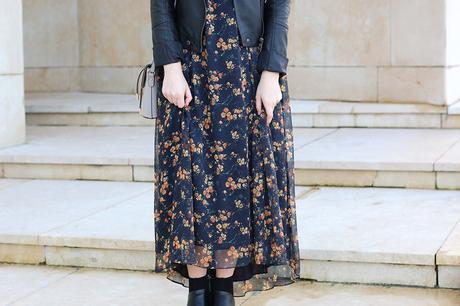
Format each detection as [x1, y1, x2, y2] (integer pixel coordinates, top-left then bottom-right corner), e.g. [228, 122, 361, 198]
[0, 92, 459, 291]
[1, 179, 459, 289]
[0, 92, 457, 189]
[1, 125, 460, 190]
[25, 92, 460, 128]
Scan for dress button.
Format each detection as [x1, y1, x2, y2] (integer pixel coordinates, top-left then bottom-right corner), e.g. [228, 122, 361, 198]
[246, 38, 251, 42]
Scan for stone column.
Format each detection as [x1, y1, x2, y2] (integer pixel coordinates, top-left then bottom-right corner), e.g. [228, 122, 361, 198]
[446, 0, 460, 104]
[288, 0, 460, 106]
[0, 0, 25, 149]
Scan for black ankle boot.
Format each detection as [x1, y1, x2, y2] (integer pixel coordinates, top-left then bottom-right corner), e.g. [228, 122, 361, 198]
[210, 276, 235, 306]
[187, 275, 211, 306]
[187, 288, 210, 306]
[212, 290, 235, 306]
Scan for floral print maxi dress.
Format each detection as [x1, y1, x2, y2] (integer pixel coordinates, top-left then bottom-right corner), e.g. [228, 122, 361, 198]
[153, 0, 300, 296]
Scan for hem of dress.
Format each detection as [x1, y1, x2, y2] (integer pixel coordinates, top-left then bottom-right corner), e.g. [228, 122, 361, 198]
[160, 261, 301, 298]
[165, 273, 300, 298]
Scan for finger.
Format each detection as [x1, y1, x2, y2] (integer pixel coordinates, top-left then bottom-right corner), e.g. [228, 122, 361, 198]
[164, 95, 173, 105]
[161, 88, 168, 98]
[266, 105, 274, 126]
[256, 94, 262, 115]
[176, 94, 185, 108]
[167, 95, 176, 106]
[185, 86, 193, 106]
[266, 113, 273, 126]
[275, 95, 281, 105]
[277, 92, 283, 104]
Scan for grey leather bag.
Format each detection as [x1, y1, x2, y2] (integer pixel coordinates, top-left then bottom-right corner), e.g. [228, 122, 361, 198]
[135, 59, 157, 119]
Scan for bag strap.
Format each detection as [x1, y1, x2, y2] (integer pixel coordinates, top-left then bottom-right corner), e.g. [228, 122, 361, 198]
[135, 63, 152, 106]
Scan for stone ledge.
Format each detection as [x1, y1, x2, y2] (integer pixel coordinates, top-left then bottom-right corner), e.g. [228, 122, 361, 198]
[296, 187, 460, 270]
[435, 139, 460, 172]
[295, 169, 437, 189]
[438, 266, 460, 289]
[45, 246, 155, 271]
[294, 128, 460, 172]
[25, 92, 460, 128]
[300, 259, 436, 288]
[301, 249, 433, 266]
[437, 222, 460, 266]
[291, 100, 446, 114]
[26, 92, 449, 115]
[293, 113, 444, 129]
[1, 163, 134, 181]
[0, 243, 45, 264]
[1, 127, 460, 187]
[25, 92, 138, 114]
[3, 165, 457, 189]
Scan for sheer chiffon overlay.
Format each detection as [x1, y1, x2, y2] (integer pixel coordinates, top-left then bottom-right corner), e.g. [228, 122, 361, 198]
[153, 0, 300, 296]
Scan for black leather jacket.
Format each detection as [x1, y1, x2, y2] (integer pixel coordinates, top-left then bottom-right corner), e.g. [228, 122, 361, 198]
[150, 0, 291, 75]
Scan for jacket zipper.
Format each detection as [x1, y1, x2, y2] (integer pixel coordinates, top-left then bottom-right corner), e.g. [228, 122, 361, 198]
[260, 0, 265, 40]
[199, 0, 206, 53]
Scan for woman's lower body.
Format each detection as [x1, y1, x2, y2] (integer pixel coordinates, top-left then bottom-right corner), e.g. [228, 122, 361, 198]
[153, 0, 300, 299]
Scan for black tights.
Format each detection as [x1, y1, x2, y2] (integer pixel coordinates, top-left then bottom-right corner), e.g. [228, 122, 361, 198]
[188, 270, 234, 294]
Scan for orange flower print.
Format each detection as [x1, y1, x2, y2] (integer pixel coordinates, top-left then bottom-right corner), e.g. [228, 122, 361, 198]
[153, 0, 299, 298]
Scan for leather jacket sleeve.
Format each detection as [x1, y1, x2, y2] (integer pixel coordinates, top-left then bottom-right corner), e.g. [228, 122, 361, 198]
[256, 0, 291, 76]
[150, 0, 184, 68]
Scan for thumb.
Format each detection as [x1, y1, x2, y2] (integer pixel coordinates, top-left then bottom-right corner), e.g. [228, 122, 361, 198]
[256, 94, 262, 115]
[185, 86, 193, 106]
[176, 93, 185, 108]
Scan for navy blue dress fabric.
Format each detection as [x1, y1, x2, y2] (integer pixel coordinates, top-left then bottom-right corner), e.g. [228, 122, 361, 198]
[153, 0, 300, 296]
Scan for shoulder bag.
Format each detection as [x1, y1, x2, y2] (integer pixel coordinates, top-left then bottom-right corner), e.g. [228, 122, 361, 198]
[135, 59, 157, 119]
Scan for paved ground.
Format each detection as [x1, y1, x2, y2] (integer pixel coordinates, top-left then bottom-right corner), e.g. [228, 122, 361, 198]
[1, 263, 459, 306]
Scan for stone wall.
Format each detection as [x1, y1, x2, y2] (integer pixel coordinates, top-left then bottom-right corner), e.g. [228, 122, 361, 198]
[23, 0, 460, 105]
[23, 0, 151, 94]
[0, 0, 26, 149]
[288, 0, 459, 105]
[23, 0, 79, 92]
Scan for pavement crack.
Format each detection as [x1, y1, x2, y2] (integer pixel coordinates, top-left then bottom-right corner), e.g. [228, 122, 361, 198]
[432, 135, 460, 172]
[6, 266, 80, 306]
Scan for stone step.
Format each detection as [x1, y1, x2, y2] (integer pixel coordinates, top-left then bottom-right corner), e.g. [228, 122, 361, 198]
[25, 92, 154, 127]
[25, 92, 460, 128]
[292, 99, 459, 129]
[2, 264, 460, 306]
[294, 127, 460, 190]
[0, 178, 459, 289]
[1, 126, 460, 189]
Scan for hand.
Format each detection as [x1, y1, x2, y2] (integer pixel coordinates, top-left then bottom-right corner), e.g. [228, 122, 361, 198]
[162, 61, 192, 108]
[255, 70, 282, 126]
